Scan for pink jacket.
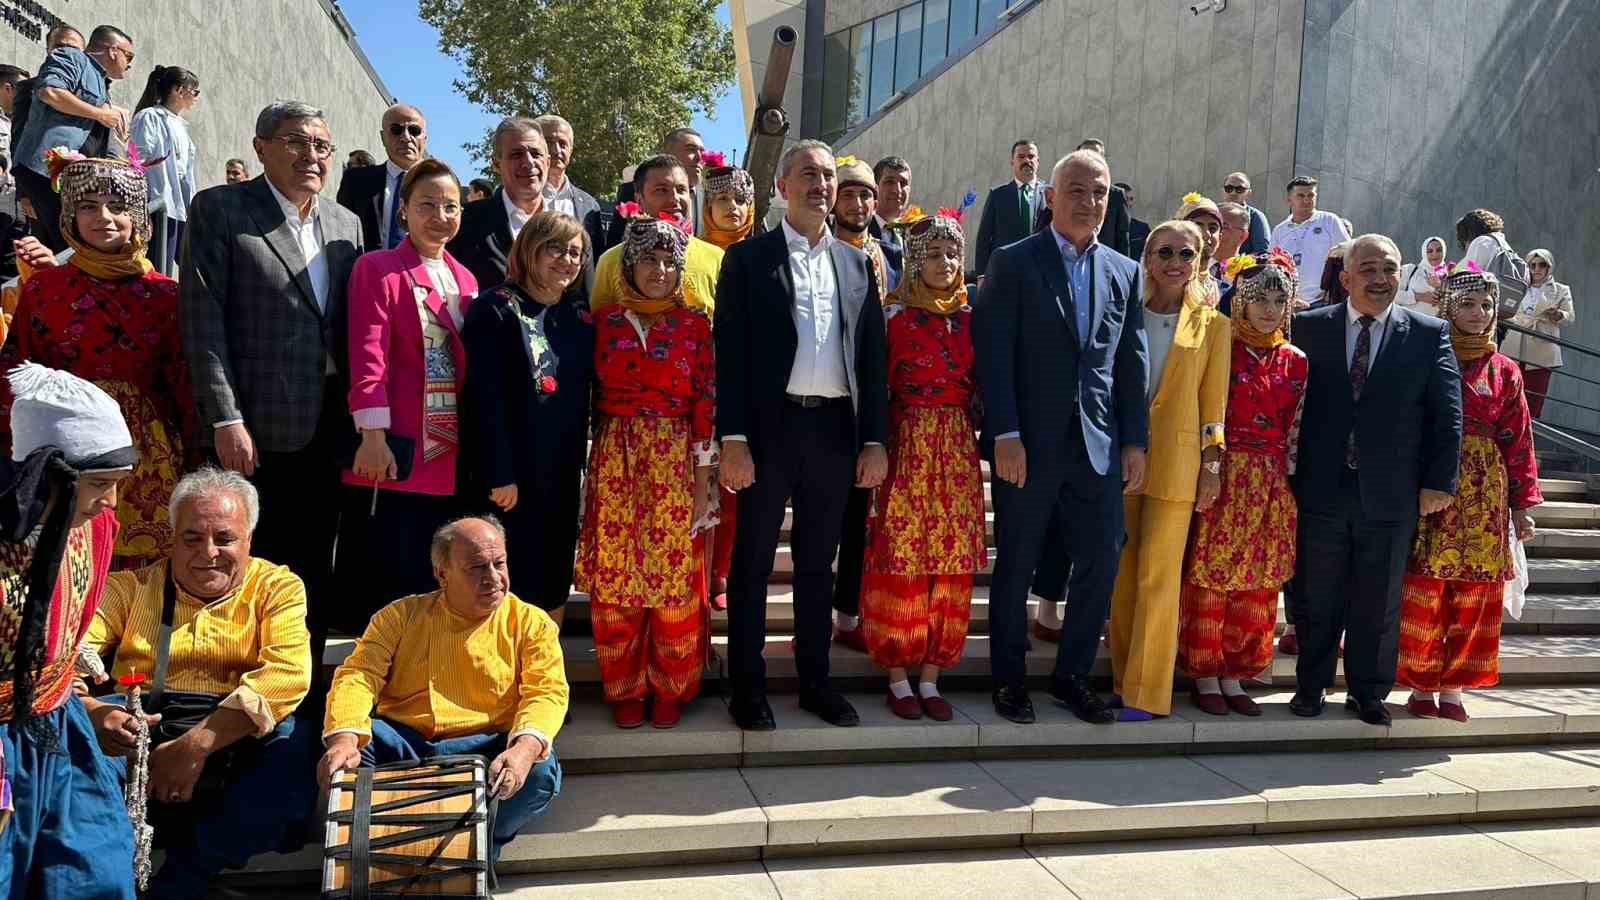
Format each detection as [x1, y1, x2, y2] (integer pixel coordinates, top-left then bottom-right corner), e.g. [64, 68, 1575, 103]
[343, 239, 477, 496]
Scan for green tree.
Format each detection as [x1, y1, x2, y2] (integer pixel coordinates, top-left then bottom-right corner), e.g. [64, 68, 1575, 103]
[418, 0, 734, 196]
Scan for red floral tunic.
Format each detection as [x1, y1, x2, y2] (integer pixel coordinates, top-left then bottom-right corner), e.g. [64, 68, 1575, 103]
[864, 306, 987, 575]
[1409, 352, 1542, 583]
[1185, 341, 1307, 590]
[0, 265, 194, 569]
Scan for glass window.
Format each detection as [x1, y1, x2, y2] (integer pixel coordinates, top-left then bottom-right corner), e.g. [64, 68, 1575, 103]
[921, 0, 949, 74]
[978, 0, 1006, 28]
[894, 4, 923, 92]
[868, 10, 896, 115]
[847, 21, 871, 125]
[821, 29, 851, 140]
[948, 0, 977, 51]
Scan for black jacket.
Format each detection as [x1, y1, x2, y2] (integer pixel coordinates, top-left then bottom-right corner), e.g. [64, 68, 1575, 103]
[334, 162, 393, 253]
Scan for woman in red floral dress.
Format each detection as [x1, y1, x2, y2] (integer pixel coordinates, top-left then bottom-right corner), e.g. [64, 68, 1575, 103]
[1398, 266, 1541, 722]
[859, 211, 986, 721]
[574, 215, 717, 730]
[1178, 249, 1306, 716]
[0, 153, 192, 569]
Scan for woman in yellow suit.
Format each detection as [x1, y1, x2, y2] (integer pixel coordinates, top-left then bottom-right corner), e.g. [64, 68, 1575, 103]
[1109, 218, 1231, 721]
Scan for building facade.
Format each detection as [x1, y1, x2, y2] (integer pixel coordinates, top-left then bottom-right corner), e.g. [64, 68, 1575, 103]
[735, 0, 1600, 434]
[1, 0, 392, 196]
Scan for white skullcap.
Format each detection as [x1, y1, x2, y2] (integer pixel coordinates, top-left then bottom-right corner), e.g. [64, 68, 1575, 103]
[8, 363, 135, 469]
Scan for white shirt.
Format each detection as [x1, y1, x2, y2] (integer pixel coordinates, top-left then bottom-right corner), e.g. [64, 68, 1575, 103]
[781, 217, 849, 398]
[1145, 309, 1180, 404]
[129, 107, 198, 222]
[1345, 302, 1394, 373]
[265, 177, 330, 313]
[542, 175, 576, 217]
[690, 181, 705, 236]
[421, 256, 464, 328]
[1464, 233, 1503, 271]
[380, 160, 406, 247]
[1014, 177, 1043, 222]
[1272, 210, 1350, 301]
[503, 190, 536, 238]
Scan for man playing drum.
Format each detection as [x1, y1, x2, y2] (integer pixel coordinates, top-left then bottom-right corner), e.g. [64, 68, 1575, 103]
[318, 515, 567, 863]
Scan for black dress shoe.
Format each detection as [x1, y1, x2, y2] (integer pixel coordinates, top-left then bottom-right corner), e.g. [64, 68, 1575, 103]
[1049, 674, 1115, 724]
[731, 696, 777, 731]
[1344, 695, 1392, 726]
[1288, 690, 1325, 717]
[992, 684, 1035, 724]
[799, 689, 860, 727]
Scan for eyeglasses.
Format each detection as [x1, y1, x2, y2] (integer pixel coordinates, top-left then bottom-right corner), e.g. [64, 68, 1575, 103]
[542, 244, 585, 263]
[1153, 246, 1198, 261]
[1222, 184, 1248, 194]
[413, 200, 460, 219]
[271, 135, 337, 160]
[388, 123, 424, 138]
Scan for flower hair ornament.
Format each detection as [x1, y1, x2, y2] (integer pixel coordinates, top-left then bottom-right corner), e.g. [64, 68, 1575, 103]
[699, 149, 728, 170]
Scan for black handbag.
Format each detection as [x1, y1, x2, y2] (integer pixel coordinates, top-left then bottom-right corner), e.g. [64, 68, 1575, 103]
[145, 574, 241, 800]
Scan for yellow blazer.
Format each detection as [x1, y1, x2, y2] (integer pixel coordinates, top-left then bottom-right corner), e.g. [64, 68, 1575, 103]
[1139, 295, 1231, 503]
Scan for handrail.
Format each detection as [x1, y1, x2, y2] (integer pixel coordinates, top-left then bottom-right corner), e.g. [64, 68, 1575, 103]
[1533, 420, 1600, 465]
[1500, 320, 1600, 361]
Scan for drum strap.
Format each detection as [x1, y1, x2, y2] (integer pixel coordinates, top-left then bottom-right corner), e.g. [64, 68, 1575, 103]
[352, 766, 375, 899]
[150, 569, 179, 707]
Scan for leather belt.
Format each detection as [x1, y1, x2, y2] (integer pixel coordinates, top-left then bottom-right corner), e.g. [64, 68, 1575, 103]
[784, 393, 849, 408]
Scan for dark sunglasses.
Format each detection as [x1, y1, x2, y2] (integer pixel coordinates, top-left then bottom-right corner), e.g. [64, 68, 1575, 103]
[1222, 184, 1248, 193]
[1529, 261, 1550, 269]
[1153, 246, 1198, 261]
[388, 123, 424, 138]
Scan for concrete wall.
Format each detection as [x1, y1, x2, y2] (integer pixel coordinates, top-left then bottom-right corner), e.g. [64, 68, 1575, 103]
[1292, 0, 1600, 433]
[836, 0, 1306, 271]
[0, 0, 391, 197]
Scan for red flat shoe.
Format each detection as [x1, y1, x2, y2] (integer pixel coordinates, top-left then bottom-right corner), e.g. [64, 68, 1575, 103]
[651, 699, 682, 729]
[710, 592, 728, 612]
[1277, 631, 1299, 655]
[613, 699, 646, 729]
[1031, 621, 1062, 643]
[1189, 684, 1229, 716]
[920, 694, 954, 722]
[1438, 700, 1469, 722]
[887, 691, 923, 720]
[1405, 697, 1440, 719]
[834, 627, 868, 654]
[1225, 692, 1261, 716]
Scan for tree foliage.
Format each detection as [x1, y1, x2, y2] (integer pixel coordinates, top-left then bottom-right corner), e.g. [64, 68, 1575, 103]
[418, 0, 735, 195]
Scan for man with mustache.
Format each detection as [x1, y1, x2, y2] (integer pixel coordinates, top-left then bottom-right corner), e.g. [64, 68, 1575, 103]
[448, 117, 550, 289]
[1287, 234, 1462, 726]
[337, 103, 428, 253]
[80, 468, 322, 899]
[974, 139, 1043, 287]
[591, 154, 723, 314]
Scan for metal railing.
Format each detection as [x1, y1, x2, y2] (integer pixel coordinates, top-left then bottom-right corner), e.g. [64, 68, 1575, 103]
[1503, 320, 1600, 469]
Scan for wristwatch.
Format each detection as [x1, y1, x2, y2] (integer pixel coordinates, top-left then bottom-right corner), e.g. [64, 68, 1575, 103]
[1202, 460, 1221, 475]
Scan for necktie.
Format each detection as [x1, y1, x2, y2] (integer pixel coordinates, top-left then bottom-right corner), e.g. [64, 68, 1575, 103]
[1346, 314, 1374, 468]
[1019, 183, 1033, 229]
[386, 170, 404, 249]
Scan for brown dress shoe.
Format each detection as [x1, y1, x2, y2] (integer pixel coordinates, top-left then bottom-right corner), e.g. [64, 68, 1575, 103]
[1189, 684, 1229, 716]
[920, 694, 954, 721]
[1031, 620, 1062, 643]
[887, 691, 923, 720]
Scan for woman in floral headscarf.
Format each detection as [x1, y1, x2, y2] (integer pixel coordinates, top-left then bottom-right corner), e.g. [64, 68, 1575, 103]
[574, 214, 717, 730]
[0, 150, 193, 569]
[1178, 249, 1307, 716]
[1397, 264, 1542, 722]
[858, 210, 986, 721]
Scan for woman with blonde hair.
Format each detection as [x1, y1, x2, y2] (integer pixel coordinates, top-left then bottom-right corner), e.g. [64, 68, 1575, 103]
[1500, 248, 1574, 419]
[460, 210, 594, 625]
[1107, 219, 1231, 721]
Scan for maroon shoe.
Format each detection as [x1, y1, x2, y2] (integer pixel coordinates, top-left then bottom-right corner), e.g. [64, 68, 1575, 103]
[834, 627, 868, 653]
[920, 694, 954, 722]
[613, 699, 646, 729]
[1405, 696, 1440, 719]
[1031, 620, 1062, 644]
[1438, 700, 1469, 722]
[651, 699, 682, 729]
[1189, 684, 1229, 716]
[887, 691, 923, 720]
[1225, 692, 1262, 717]
[1277, 631, 1299, 655]
[710, 592, 728, 612]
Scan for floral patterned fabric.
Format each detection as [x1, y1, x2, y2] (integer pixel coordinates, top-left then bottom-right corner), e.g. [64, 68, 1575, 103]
[1184, 342, 1306, 591]
[590, 307, 716, 454]
[863, 306, 986, 576]
[0, 266, 193, 569]
[1408, 352, 1542, 583]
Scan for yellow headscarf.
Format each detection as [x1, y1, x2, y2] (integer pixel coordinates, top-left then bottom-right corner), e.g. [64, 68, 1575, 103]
[51, 152, 153, 280]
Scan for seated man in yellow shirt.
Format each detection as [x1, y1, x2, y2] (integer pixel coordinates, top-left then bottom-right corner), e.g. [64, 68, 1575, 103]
[318, 515, 568, 864]
[593, 154, 723, 314]
[80, 467, 319, 900]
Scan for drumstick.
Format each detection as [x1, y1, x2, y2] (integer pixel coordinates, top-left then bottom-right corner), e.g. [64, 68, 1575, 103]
[491, 766, 514, 798]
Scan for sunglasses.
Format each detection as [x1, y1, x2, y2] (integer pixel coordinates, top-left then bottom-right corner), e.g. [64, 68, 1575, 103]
[1222, 184, 1248, 193]
[388, 123, 424, 138]
[1530, 261, 1550, 269]
[1153, 246, 1198, 261]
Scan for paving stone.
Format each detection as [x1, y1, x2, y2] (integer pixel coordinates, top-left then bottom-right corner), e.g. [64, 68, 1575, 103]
[1471, 818, 1600, 893]
[742, 692, 980, 758]
[1418, 747, 1600, 814]
[1190, 751, 1477, 824]
[1184, 691, 1386, 744]
[953, 691, 1196, 750]
[1381, 690, 1566, 741]
[763, 848, 1073, 899]
[559, 696, 742, 766]
[496, 862, 779, 898]
[1030, 835, 1354, 900]
[980, 756, 1265, 834]
[1270, 825, 1586, 898]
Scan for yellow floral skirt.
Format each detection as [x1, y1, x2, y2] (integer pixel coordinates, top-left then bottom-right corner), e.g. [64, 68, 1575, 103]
[1409, 435, 1510, 582]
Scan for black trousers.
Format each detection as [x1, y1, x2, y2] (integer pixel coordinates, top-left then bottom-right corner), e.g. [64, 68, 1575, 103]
[13, 166, 64, 252]
[498, 466, 583, 612]
[988, 428, 1124, 687]
[330, 484, 460, 635]
[1293, 469, 1416, 702]
[1030, 510, 1071, 603]
[831, 486, 871, 617]
[726, 400, 856, 700]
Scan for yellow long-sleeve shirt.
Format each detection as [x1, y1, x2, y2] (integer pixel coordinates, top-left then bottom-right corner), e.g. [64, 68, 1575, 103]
[323, 591, 568, 748]
[591, 235, 723, 315]
[86, 557, 312, 736]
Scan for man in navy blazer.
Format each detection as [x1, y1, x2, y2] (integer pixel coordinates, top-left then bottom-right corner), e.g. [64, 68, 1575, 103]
[1289, 234, 1462, 725]
[974, 150, 1148, 725]
[973, 140, 1045, 282]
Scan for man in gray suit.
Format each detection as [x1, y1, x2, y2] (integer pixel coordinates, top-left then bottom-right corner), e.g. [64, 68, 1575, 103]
[180, 100, 363, 664]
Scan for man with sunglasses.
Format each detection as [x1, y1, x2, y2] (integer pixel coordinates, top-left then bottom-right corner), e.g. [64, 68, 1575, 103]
[1220, 172, 1271, 254]
[337, 104, 428, 253]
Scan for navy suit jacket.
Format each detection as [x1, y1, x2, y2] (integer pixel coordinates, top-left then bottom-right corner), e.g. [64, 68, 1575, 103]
[973, 230, 1147, 476]
[1290, 302, 1463, 521]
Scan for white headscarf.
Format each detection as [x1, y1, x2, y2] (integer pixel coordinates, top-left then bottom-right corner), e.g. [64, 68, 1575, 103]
[7, 363, 135, 469]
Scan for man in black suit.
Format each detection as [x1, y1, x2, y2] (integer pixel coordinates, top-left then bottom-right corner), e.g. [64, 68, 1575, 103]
[447, 117, 548, 290]
[1118, 181, 1150, 260]
[867, 155, 911, 266]
[974, 139, 1044, 284]
[335, 103, 427, 253]
[973, 150, 1148, 725]
[1289, 234, 1462, 725]
[716, 139, 889, 731]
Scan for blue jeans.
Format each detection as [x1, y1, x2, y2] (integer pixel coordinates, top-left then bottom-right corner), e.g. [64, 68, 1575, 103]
[362, 718, 562, 863]
[0, 694, 135, 900]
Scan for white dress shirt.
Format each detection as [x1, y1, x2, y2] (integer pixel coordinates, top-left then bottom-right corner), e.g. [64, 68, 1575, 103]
[265, 177, 330, 313]
[1344, 302, 1394, 373]
[1145, 309, 1180, 403]
[782, 217, 849, 398]
[503, 190, 536, 238]
[1015, 177, 1043, 224]
[380, 160, 406, 247]
[542, 174, 576, 217]
[1272, 210, 1350, 302]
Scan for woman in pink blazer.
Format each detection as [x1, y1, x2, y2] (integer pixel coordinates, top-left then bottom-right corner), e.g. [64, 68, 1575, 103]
[332, 159, 477, 634]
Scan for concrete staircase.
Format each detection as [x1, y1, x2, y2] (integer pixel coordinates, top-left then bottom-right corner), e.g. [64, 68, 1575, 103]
[226, 459, 1600, 898]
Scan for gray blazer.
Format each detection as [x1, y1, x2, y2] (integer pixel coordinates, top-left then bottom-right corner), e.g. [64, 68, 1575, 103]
[180, 176, 364, 453]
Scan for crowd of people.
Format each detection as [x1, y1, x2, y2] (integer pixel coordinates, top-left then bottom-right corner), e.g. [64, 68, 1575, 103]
[0, 15, 1585, 899]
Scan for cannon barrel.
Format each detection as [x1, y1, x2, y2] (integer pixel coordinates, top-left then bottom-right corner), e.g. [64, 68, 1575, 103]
[745, 25, 798, 233]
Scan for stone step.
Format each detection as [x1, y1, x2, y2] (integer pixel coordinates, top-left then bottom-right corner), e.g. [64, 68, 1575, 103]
[234, 739, 1600, 883]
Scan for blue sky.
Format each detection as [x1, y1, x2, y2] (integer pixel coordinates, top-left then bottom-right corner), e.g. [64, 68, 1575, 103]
[339, 2, 746, 182]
